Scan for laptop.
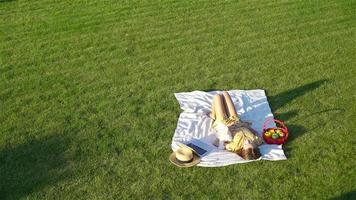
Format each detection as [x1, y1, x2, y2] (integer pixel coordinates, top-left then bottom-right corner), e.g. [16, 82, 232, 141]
[181, 138, 216, 157]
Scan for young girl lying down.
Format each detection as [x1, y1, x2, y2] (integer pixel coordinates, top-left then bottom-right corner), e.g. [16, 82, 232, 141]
[210, 91, 263, 160]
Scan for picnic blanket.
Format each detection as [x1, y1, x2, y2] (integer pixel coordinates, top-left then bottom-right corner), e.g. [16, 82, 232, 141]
[171, 90, 287, 167]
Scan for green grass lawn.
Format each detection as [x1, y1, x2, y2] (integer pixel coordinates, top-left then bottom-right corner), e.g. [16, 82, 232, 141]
[1, 0, 355, 199]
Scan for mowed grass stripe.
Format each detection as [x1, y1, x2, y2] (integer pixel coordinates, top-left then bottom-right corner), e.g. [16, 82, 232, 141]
[0, 0, 331, 36]
[1, 25, 352, 76]
[1, 0, 352, 48]
[2, 25, 350, 97]
[0, 0, 350, 50]
[1, 15, 354, 76]
[2, 2, 353, 52]
[137, 13, 354, 49]
[0, 0, 319, 35]
[0, 0, 348, 28]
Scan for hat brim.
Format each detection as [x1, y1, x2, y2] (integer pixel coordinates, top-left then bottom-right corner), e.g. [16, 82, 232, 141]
[169, 152, 201, 167]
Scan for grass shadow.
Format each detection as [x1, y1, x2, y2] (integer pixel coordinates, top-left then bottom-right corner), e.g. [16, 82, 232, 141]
[282, 124, 307, 158]
[301, 108, 345, 121]
[0, 135, 73, 200]
[268, 79, 329, 111]
[267, 79, 329, 157]
[273, 110, 299, 122]
[330, 191, 356, 200]
[0, 0, 15, 3]
[279, 108, 344, 158]
[201, 88, 223, 92]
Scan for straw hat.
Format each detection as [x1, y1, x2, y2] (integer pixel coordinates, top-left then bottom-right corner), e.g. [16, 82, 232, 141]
[169, 143, 201, 167]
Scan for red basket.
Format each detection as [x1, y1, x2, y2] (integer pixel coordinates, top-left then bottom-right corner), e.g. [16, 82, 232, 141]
[262, 118, 289, 145]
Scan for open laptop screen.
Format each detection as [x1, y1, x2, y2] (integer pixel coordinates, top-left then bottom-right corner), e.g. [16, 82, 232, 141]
[186, 143, 207, 156]
[184, 138, 216, 157]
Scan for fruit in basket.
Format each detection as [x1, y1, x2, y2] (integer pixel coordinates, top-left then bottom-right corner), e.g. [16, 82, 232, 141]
[264, 130, 272, 137]
[263, 119, 289, 145]
[272, 133, 279, 139]
[278, 131, 285, 138]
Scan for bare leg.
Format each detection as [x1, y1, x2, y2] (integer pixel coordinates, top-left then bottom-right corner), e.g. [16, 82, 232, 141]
[210, 100, 216, 120]
[212, 94, 228, 121]
[211, 94, 231, 149]
[222, 91, 238, 118]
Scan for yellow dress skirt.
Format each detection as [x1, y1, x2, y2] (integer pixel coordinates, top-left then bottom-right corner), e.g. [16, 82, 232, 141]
[213, 116, 263, 153]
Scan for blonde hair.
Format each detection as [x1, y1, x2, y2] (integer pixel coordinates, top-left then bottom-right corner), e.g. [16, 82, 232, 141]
[238, 148, 261, 160]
